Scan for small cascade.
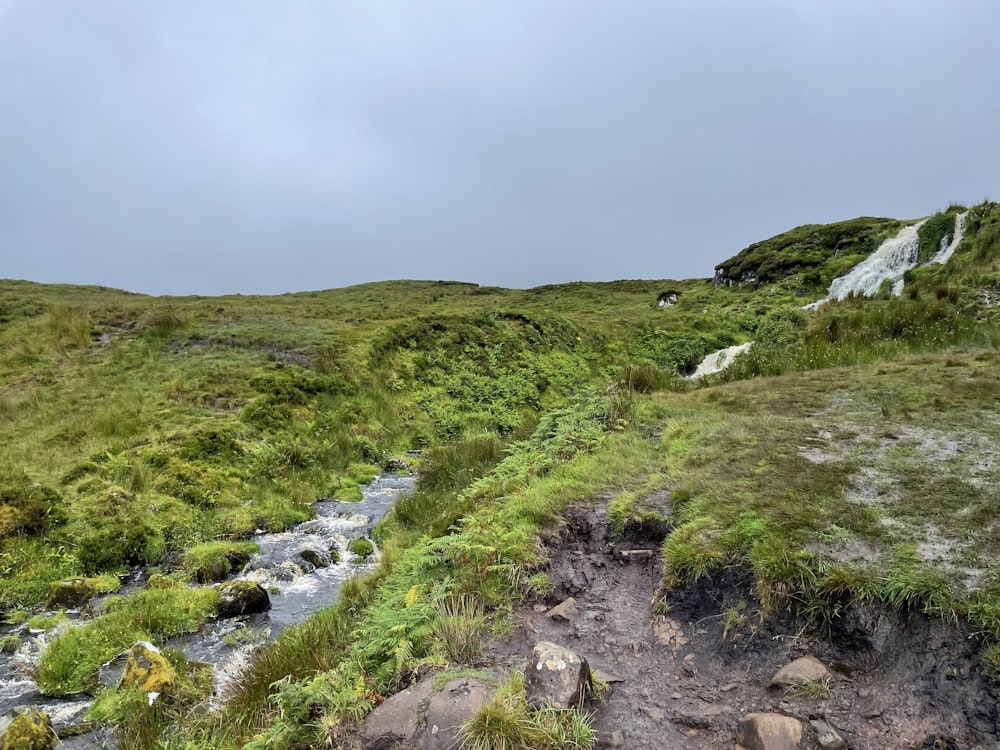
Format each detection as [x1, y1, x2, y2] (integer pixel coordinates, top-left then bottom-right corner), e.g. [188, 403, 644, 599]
[929, 211, 969, 265]
[687, 342, 753, 380]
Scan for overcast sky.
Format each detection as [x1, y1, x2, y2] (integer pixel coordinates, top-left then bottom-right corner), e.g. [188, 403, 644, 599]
[1, 2, 998, 296]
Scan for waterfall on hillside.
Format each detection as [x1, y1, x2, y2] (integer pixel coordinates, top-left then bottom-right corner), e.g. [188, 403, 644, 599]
[929, 211, 969, 265]
[826, 219, 926, 301]
[806, 212, 969, 311]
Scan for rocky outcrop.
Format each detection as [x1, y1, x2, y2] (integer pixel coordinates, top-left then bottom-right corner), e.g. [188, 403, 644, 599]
[300, 548, 332, 569]
[217, 580, 270, 618]
[736, 713, 804, 750]
[524, 641, 590, 709]
[0, 707, 58, 750]
[416, 677, 493, 750]
[545, 597, 578, 622]
[809, 719, 846, 750]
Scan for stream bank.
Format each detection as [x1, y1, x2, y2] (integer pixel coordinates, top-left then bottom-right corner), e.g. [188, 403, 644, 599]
[0, 474, 414, 748]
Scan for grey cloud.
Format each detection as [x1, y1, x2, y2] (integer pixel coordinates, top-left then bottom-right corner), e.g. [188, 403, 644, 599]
[1, 1, 998, 295]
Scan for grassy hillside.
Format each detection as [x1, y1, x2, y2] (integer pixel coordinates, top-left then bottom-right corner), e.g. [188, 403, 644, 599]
[2, 200, 1000, 748]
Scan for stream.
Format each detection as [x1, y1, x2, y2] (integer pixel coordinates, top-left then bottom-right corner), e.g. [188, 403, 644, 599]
[0, 473, 415, 747]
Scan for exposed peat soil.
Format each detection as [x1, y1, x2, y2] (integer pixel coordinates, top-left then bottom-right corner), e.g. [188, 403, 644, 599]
[494, 503, 1000, 749]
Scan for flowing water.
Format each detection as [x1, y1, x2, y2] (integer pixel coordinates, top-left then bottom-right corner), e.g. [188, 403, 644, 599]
[687, 341, 753, 379]
[0, 473, 415, 746]
[929, 211, 969, 265]
[805, 212, 967, 311]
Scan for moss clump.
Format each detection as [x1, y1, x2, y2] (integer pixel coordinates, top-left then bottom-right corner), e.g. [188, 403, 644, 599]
[0, 707, 58, 750]
[181, 541, 258, 583]
[348, 537, 374, 560]
[0, 634, 20, 653]
[145, 573, 180, 590]
[44, 577, 103, 609]
[35, 585, 219, 696]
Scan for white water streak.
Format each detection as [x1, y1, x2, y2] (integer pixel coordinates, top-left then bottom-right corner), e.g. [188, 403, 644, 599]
[929, 211, 969, 265]
[806, 212, 969, 310]
[687, 342, 753, 379]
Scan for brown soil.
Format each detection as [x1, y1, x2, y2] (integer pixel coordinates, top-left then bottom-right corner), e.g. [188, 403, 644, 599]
[493, 503, 1000, 750]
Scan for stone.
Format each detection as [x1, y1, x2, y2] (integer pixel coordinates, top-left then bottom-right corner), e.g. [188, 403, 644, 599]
[0, 707, 58, 750]
[524, 641, 590, 709]
[385, 458, 411, 473]
[217, 580, 271, 618]
[121, 641, 177, 696]
[415, 677, 493, 750]
[299, 548, 329, 569]
[769, 656, 831, 689]
[545, 597, 578, 621]
[736, 713, 804, 750]
[673, 702, 727, 730]
[810, 719, 847, 750]
[44, 578, 101, 609]
[653, 615, 688, 650]
[364, 679, 434, 750]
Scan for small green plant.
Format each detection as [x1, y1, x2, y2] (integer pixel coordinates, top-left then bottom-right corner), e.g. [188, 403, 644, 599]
[222, 625, 269, 648]
[432, 593, 487, 665]
[721, 603, 748, 642]
[26, 612, 65, 631]
[783, 674, 832, 700]
[460, 671, 597, 750]
[981, 642, 1000, 681]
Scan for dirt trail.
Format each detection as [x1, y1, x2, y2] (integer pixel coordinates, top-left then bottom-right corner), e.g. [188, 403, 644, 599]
[494, 503, 1000, 750]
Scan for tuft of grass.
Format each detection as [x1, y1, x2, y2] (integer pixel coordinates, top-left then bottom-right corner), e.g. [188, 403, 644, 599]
[783, 674, 832, 701]
[460, 671, 597, 750]
[432, 593, 488, 665]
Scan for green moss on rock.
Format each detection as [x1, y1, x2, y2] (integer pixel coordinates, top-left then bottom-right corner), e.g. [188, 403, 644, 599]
[44, 578, 101, 609]
[0, 707, 58, 750]
[348, 536, 375, 560]
[121, 641, 177, 695]
[217, 580, 270, 619]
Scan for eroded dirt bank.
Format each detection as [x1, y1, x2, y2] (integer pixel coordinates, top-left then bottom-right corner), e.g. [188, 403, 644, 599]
[494, 504, 1000, 749]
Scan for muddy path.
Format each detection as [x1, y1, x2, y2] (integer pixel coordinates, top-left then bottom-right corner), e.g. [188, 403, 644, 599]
[494, 503, 1000, 749]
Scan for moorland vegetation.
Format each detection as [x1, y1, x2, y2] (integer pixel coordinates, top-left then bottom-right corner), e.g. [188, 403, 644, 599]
[1, 200, 999, 747]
